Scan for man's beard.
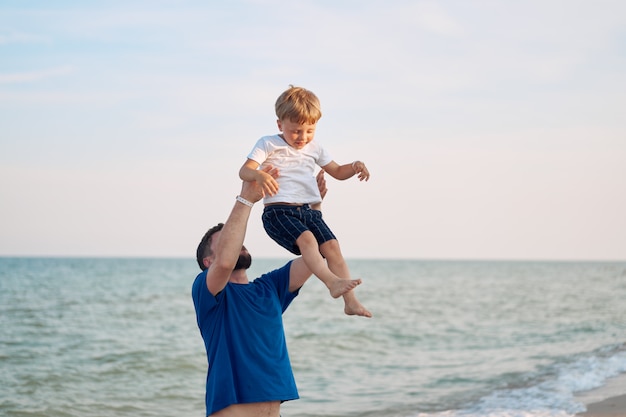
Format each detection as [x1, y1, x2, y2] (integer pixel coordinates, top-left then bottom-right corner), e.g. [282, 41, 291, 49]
[234, 251, 252, 271]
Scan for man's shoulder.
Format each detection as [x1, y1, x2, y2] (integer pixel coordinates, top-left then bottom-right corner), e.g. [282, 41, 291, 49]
[191, 270, 207, 299]
[253, 261, 292, 282]
[251, 262, 294, 291]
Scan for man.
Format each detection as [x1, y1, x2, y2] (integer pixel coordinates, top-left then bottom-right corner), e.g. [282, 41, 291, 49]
[192, 169, 327, 417]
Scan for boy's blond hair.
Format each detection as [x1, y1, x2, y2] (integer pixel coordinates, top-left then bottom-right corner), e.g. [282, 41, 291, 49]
[275, 85, 322, 124]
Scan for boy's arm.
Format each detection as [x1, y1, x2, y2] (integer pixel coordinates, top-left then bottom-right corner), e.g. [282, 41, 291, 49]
[239, 159, 260, 181]
[239, 159, 280, 197]
[322, 160, 370, 181]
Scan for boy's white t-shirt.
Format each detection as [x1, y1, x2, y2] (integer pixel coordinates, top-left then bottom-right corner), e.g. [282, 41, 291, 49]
[247, 135, 333, 205]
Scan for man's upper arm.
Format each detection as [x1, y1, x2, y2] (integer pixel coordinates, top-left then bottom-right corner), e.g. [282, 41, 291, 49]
[192, 271, 218, 322]
[288, 257, 312, 293]
[206, 264, 232, 296]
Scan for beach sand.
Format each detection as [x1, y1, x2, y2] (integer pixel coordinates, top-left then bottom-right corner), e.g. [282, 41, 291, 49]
[576, 373, 626, 417]
[576, 394, 626, 416]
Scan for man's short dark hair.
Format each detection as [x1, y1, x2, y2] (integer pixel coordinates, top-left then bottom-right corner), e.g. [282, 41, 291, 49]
[196, 223, 224, 270]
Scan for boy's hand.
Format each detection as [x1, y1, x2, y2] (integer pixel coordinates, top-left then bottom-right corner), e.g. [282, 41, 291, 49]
[241, 165, 279, 203]
[352, 161, 370, 181]
[257, 165, 280, 196]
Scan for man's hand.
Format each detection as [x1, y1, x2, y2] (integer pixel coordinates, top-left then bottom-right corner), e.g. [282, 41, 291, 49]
[316, 169, 328, 200]
[311, 170, 328, 211]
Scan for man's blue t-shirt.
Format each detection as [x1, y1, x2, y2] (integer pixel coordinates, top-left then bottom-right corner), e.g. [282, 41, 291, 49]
[191, 261, 300, 416]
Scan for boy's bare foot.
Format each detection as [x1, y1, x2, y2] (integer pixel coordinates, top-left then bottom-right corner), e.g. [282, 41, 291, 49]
[345, 300, 372, 318]
[328, 278, 361, 298]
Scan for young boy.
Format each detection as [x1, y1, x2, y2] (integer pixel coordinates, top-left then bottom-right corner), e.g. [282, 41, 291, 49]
[239, 85, 372, 318]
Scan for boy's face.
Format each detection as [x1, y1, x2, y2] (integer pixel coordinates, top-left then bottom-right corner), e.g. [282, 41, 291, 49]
[277, 119, 316, 150]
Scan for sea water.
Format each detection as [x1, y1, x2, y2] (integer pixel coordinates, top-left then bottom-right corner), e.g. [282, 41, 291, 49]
[1, 258, 625, 417]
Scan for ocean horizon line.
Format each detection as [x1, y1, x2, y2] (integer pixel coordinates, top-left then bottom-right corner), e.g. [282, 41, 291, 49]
[1, 255, 625, 263]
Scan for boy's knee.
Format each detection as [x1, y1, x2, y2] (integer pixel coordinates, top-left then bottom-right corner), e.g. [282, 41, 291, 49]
[320, 239, 341, 255]
[320, 238, 338, 247]
[296, 231, 318, 247]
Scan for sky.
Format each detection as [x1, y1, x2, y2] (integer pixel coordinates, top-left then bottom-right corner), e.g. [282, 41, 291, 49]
[1, 0, 625, 260]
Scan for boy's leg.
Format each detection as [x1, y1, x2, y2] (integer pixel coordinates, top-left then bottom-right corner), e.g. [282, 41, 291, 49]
[319, 239, 372, 318]
[296, 231, 361, 298]
[263, 205, 360, 299]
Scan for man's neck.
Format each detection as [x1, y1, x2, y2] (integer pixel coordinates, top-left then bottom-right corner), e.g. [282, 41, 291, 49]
[229, 269, 248, 284]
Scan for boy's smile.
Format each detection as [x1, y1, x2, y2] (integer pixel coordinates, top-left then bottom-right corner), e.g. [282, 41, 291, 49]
[277, 119, 316, 150]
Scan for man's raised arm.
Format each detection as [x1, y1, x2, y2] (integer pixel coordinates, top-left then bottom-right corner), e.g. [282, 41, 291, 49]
[206, 167, 276, 295]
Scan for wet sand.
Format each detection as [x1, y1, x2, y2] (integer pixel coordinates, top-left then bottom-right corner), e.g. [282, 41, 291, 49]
[576, 373, 626, 417]
[576, 393, 626, 416]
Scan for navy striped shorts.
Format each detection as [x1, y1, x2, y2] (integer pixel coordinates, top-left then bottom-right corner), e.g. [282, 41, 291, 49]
[262, 204, 337, 255]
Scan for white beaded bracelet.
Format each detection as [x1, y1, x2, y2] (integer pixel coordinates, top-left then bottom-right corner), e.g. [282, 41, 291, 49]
[352, 161, 359, 172]
[236, 195, 254, 207]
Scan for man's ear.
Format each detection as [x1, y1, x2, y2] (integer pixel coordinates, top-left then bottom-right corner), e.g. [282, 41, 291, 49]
[276, 119, 282, 131]
[203, 257, 211, 270]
